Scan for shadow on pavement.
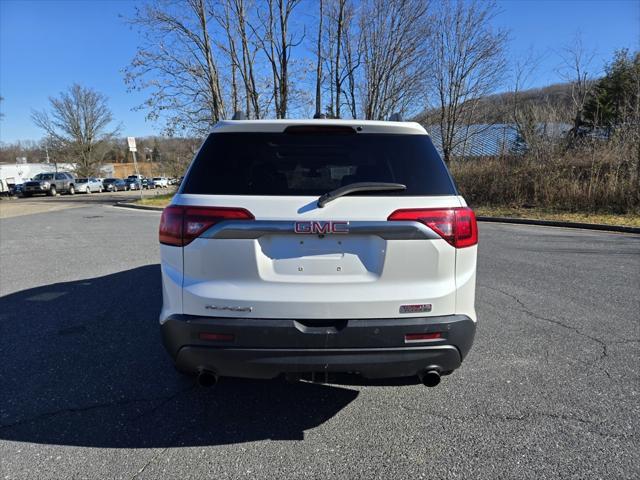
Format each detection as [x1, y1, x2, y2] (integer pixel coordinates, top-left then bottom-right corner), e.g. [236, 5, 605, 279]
[0, 265, 358, 447]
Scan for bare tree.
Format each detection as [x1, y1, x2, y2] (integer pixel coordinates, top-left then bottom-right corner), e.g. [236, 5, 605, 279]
[359, 0, 430, 121]
[322, 11, 337, 117]
[342, 15, 360, 118]
[31, 84, 118, 176]
[559, 34, 597, 140]
[125, 0, 226, 135]
[253, 0, 303, 118]
[212, 0, 262, 118]
[429, 0, 508, 162]
[216, 0, 241, 114]
[332, 0, 347, 118]
[319, 0, 359, 118]
[229, 0, 262, 118]
[314, 0, 324, 116]
[508, 50, 549, 155]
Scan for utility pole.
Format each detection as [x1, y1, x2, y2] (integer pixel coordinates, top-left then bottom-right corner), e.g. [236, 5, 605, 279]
[128, 137, 143, 200]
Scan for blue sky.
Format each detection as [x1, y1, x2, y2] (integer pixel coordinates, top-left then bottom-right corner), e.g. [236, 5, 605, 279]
[1, 0, 638, 143]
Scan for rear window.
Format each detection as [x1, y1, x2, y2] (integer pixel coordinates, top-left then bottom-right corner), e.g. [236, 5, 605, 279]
[181, 132, 457, 196]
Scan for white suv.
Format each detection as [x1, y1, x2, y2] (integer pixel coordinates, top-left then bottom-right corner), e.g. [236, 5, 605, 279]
[159, 120, 477, 388]
[153, 177, 169, 188]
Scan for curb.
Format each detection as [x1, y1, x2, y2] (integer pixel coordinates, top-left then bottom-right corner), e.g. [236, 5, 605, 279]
[114, 202, 639, 234]
[477, 216, 640, 234]
[114, 201, 164, 212]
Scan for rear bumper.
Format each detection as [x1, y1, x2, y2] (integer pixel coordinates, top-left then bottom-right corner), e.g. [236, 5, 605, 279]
[161, 314, 475, 380]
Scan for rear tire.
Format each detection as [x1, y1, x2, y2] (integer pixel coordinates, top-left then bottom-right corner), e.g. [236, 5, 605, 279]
[86, 186, 92, 194]
[68, 185, 75, 195]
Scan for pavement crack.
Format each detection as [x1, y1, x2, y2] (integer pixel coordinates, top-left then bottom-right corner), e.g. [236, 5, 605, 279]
[482, 285, 611, 367]
[484, 410, 638, 440]
[130, 447, 169, 480]
[0, 385, 194, 431]
[130, 388, 206, 480]
[612, 339, 640, 345]
[485, 410, 598, 427]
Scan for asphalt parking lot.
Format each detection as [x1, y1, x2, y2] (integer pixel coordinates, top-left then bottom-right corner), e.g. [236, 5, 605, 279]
[0, 189, 173, 219]
[0, 200, 638, 479]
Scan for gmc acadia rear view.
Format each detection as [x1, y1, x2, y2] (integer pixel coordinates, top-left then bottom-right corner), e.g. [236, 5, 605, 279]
[159, 119, 477, 388]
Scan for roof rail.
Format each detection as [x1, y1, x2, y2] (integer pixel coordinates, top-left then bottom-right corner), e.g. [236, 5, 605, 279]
[231, 111, 247, 120]
[388, 113, 403, 122]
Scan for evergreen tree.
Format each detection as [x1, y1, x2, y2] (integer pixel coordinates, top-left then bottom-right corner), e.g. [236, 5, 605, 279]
[585, 49, 640, 129]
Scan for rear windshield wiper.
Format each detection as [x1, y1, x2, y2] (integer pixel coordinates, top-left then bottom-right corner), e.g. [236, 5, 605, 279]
[317, 182, 407, 208]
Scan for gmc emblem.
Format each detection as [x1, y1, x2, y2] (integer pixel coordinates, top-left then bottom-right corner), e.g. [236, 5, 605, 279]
[294, 221, 349, 234]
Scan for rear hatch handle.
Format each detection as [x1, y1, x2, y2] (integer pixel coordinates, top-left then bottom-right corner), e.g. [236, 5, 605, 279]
[317, 182, 406, 208]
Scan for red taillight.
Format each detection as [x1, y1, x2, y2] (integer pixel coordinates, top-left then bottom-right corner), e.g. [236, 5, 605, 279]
[159, 206, 184, 246]
[388, 207, 478, 248]
[159, 206, 254, 246]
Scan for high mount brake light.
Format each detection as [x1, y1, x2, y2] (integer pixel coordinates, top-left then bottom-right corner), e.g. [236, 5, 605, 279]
[159, 206, 254, 246]
[388, 207, 478, 248]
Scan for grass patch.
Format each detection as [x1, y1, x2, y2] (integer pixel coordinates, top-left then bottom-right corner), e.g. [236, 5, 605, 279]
[474, 206, 640, 227]
[131, 193, 638, 227]
[134, 193, 174, 207]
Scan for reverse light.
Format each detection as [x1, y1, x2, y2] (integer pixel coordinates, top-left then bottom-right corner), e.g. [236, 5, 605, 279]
[388, 207, 478, 248]
[159, 206, 254, 246]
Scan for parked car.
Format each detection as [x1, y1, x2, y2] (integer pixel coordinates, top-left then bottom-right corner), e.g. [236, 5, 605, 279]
[125, 178, 142, 190]
[23, 172, 76, 196]
[75, 177, 104, 193]
[152, 177, 169, 188]
[159, 119, 478, 388]
[141, 178, 157, 189]
[12, 183, 25, 196]
[102, 178, 127, 192]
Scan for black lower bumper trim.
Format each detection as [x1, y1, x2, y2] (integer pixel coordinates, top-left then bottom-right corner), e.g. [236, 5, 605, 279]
[161, 314, 475, 380]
